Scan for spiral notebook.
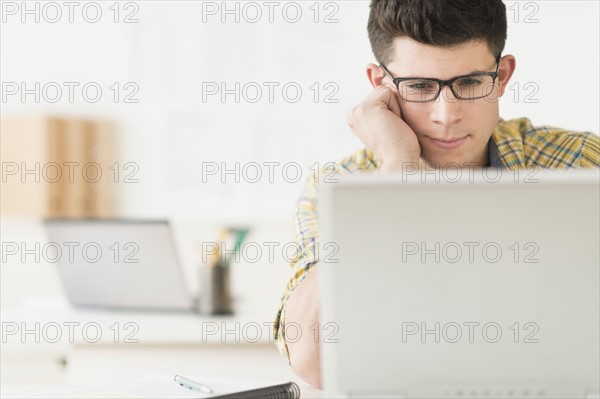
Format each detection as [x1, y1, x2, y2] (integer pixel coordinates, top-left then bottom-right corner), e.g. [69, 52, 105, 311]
[25, 374, 301, 399]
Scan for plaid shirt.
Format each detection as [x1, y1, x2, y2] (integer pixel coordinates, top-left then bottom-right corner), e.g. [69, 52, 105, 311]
[273, 117, 600, 362]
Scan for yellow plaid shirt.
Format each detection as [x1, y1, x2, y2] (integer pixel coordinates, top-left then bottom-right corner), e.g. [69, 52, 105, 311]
[273, 117, 600, 362]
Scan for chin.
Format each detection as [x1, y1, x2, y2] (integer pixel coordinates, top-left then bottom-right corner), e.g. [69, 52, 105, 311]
[423, 144, 484, 168]
[423, 151, 466, 168]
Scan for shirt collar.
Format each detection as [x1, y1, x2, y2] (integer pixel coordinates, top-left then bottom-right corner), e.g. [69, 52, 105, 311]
[487, 137, 503, 168]
[491, 117, 531, 169]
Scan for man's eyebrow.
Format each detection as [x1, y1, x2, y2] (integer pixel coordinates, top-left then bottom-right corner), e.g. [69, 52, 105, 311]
[404, 69, 490, 78]
[466, 68, 491, 74]
[397, 61, 497, 78]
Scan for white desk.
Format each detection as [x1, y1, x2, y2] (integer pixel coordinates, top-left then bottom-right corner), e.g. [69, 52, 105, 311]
[1, 300, 346, 398]
[0, 219, 345, 397]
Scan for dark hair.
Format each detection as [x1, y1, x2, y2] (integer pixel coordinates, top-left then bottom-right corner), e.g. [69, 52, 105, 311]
[368, 0, 507, 64]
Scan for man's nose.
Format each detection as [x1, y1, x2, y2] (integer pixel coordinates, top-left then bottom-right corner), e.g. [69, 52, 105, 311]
[430, 85, 463, 127]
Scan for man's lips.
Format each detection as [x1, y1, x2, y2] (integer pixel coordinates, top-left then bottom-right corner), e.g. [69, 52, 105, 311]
[426, 135, 469, 149]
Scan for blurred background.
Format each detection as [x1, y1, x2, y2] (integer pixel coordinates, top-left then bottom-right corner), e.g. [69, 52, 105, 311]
[1, 0, 599, 390]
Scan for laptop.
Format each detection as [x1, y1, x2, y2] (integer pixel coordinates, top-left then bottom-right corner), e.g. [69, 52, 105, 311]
[318, 169, 600, 398]
[45, 219, 195, 311]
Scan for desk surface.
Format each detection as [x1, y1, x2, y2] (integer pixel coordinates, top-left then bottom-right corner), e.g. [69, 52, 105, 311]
[2, 298, 278, 347]
[2, 299, 346, 397]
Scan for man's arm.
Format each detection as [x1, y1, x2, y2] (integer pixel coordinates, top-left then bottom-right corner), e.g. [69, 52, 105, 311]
[284, 267, 322, 387]
[273, 172, 321, 386]
[275, 85, 422, 388]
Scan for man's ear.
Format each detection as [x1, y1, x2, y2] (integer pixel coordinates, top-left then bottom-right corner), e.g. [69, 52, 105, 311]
[366, 63, 385, 88]
[497, 54, 516, 97]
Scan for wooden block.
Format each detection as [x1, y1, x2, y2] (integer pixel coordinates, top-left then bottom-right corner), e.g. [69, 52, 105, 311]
[1, 116, 64, 217]
[89, 119, 116, 218]
[1, 116, 117, 218]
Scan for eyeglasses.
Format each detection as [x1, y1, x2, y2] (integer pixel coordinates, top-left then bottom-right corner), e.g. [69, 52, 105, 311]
[379, 54, 501, 103]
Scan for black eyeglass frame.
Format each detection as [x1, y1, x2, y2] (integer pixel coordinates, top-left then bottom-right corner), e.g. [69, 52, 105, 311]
[379, 54, 502, 103]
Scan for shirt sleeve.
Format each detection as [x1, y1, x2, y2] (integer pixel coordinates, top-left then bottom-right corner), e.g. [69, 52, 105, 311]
[273, 169, 320, 363]
[273, 149, 380, 363]
[522, 125, 600, 169]
[579, 132, 600, 167]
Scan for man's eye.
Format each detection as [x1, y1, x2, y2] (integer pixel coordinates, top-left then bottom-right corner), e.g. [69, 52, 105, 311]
[408, 82, 436, 91]
[458, 78, 482, 87]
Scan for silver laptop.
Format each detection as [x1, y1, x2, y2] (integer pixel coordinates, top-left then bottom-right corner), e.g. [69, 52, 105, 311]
[318, 169, 599, 398]
[45, 219, 194, 311]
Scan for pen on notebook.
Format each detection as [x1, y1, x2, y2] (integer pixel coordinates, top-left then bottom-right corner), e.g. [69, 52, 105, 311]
[174, 375, 213, 394]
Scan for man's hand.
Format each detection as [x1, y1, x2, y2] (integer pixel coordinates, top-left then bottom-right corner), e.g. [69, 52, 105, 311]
[347, 86, 424, 172]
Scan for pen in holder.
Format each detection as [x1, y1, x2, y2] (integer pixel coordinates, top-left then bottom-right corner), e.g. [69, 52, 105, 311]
[198, 260, 233, 315]
[197, 227, 249, 315]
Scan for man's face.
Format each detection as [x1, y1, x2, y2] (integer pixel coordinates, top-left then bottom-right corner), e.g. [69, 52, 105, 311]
[380, 38, 513, 167]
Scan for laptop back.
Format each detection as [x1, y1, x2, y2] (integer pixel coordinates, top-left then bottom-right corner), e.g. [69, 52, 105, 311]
[319, 170, 599, 398]
[45, 219, 194, 311]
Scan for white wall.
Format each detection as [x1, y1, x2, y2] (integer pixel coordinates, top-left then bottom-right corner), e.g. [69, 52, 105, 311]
[2, 0, 598, 220]
[1, 1, 599, 311]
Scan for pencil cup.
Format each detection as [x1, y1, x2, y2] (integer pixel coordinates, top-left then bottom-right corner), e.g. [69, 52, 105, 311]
[198, 263, 233, 315]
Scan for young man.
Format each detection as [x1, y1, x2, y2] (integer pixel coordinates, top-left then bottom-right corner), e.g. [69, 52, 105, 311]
[274, 0, 599, 388]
